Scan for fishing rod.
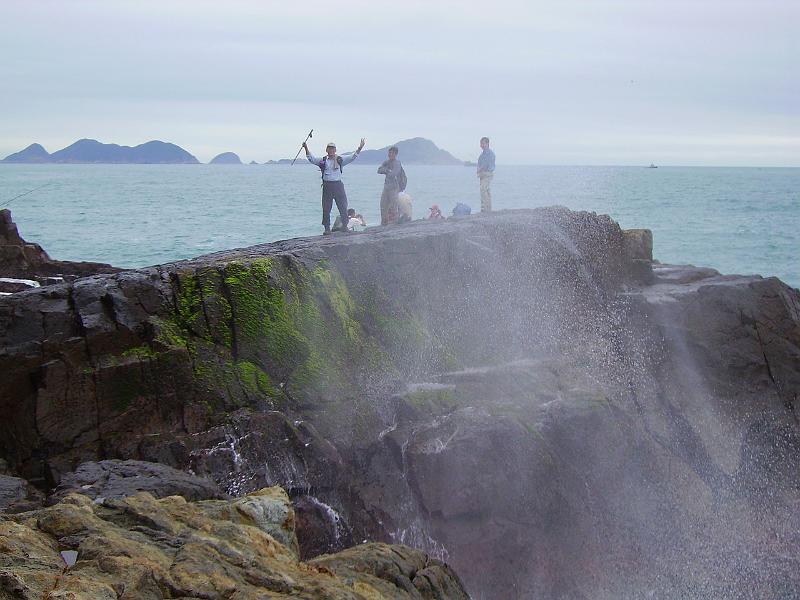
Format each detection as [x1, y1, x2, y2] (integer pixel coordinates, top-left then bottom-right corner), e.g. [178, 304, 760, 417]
[291, 129, 314, 165]
[0, 182, 51, 208]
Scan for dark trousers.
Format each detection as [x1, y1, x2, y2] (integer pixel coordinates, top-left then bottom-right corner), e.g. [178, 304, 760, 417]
[322, 180, 348, 230]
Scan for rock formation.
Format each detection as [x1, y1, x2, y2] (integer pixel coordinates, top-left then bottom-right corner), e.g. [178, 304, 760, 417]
[1, 208, 798, 599]
[0, 209, 118, 284]
[0, 486, 468, 599]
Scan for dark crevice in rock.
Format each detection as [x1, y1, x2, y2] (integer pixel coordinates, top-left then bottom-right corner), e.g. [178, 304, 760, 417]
[754, 321, 778, 387]
[100, 292, 120, 331]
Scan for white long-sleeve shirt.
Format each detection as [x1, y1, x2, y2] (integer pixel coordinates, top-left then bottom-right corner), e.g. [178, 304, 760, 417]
[307, 151, 360, 182]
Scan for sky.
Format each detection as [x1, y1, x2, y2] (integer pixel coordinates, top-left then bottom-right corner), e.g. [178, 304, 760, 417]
[1, 0, 798, 165]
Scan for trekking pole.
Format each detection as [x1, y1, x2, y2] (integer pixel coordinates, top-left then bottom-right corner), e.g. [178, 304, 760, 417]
[290, 129, 313, 165]
[0, 183, 51, 208]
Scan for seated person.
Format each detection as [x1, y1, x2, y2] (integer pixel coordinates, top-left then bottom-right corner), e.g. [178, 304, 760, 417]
[334, 208, 366, 231]
[428, 204, 445, 220]
[397, 192, 413, 224]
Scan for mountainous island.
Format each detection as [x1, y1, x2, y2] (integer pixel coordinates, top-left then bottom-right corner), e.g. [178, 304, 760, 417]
[2, 139, 200, 164]
[1, 207, 799, 599]
[209, 151, 243, 165]
[267, 137, 465, 165]
[3, 137, 465, 166]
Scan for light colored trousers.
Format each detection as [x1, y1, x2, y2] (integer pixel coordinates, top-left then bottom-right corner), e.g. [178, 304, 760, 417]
[380, 186, 399, 225]
[479, 172, 493, 212]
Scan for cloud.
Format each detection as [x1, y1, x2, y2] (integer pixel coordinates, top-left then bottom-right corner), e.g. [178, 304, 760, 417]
[1, 0, 798, 165]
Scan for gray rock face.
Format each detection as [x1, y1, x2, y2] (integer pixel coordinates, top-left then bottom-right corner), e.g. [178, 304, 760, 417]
[0, 208, 798, 599]
[0, 475, 30, 511]
[0, 474, 43, 513]
[48, 459, 226, 504]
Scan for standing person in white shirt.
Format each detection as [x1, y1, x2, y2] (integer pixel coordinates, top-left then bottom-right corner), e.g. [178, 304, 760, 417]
[303, 139, 365, 235]
[477, 137, 496, 212]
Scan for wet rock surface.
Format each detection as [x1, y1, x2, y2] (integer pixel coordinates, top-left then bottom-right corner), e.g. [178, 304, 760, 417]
[1, 207, 799, 598]
[48, 459, 227, 504]
[0, 487, 467, 599]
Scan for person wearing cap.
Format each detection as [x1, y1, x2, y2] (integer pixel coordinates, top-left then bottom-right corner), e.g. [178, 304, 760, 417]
[303, 138, 365, 235]
[428, 204, 445, 220]
[477, 137, 495, 212]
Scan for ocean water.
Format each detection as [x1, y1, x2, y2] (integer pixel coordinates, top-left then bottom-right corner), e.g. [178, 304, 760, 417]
[1, 164, 798, 288]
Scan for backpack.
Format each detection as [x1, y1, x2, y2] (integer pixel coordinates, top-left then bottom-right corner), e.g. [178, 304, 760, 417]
[396, 166, 407, 192]
[452, 202, 471, 216]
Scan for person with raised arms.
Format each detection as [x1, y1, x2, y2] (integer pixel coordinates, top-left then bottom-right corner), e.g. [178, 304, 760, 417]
[303, 138, 365, 235]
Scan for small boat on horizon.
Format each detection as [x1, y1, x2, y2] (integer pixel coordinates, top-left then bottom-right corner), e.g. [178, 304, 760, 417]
[647, 163, 658, 168]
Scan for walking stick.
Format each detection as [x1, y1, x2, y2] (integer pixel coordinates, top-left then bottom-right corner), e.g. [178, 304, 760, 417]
[291, 129, 314, 165]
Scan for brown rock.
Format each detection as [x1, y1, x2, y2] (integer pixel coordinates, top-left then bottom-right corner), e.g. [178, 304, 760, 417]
[0, 487, 468, 599]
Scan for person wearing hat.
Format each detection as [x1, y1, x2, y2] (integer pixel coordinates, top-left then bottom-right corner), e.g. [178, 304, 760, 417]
[304, 138, 366, 235]
[428, 204, 445, 220]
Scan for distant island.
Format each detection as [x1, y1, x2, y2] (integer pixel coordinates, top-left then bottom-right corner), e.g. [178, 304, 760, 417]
[2, 139, 199, 164]
[267, 137, 464, 166]
[3, 136, 464, 166]
[353, 137, 463, 165]
[209, 152, 242, 165]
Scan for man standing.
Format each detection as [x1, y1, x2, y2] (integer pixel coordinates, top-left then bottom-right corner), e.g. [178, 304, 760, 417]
[377, 146, 405, 225]
[304, 138, 365, 235]
[477, 137, 495, 212]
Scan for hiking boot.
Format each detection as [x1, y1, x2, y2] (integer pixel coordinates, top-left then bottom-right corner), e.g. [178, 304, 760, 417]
[323, 228, 331, 236]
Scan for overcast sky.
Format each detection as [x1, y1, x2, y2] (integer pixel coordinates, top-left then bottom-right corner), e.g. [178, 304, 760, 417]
[1, 0, 798, 165]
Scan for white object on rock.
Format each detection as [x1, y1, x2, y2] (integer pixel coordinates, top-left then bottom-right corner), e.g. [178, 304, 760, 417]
[0, 277, 40, 288]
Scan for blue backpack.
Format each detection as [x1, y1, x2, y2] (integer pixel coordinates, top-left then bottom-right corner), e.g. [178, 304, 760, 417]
[452, 202, 472, 216]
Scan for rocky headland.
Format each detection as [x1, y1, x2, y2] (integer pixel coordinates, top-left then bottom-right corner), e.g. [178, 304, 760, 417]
[0, 209, 118, 293]
[1, 207, 799, 599]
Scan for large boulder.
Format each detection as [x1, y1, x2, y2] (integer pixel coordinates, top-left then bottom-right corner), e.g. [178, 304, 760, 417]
[1, 208, 798, 598]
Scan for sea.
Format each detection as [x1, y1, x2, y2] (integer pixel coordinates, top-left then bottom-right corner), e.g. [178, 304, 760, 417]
[1, 164, 798, 288]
